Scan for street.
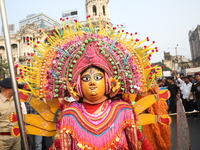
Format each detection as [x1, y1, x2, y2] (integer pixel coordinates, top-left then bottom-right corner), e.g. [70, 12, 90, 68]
[171, 114, 200, 150]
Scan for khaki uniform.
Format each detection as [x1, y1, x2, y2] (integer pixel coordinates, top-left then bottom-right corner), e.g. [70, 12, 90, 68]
[0, 93, 21, 150]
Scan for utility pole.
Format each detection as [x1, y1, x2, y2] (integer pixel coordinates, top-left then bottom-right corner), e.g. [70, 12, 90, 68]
[175, 44, 178, 63]
[175, 44, 179, 72]
[0, 0, 29, 149]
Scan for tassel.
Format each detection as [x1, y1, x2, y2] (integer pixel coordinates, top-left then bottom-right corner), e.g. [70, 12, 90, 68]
[55, 47, 71, 56]
[50, 69, 59, 78]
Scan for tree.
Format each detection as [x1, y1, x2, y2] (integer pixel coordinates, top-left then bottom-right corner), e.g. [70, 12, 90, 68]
[0, 59, 9, 79]
[152, 62, 171, 71]
[161, 64, 171, 71]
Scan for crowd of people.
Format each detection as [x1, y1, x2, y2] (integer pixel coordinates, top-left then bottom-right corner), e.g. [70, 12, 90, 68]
[158, 71, 200, 121]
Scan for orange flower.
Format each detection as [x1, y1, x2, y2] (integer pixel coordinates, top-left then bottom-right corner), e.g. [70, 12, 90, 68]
[110, 77, 120, 92]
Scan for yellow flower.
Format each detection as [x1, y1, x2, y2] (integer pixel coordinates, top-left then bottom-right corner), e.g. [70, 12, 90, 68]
[69, 83, 79, 97]
[110, 77, 121, 92]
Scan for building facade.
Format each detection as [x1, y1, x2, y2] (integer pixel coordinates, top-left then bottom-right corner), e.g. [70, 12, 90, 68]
[188, 25, 200, 60]
[85, 0, 112, 27]
[19, 13, 60, 29]
[0, 23, 44, 66]
[162, 51, 192, 72]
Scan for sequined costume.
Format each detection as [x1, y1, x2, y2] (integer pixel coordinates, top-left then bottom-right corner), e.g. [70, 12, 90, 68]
[61, 100, 137, 149]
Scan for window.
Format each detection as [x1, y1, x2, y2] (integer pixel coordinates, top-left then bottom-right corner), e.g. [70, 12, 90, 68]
[26, 37, 29, 43]
[27, 62, 30, 67]
[93, 5, 97, 16]
[11, 44, 17, 49]
[103, 6, 106, 16]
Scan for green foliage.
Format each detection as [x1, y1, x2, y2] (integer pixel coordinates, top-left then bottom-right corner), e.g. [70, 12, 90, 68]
[152, 62, 171, 71]
[0, 59, 9, 79]
[162, 64, 171, 71]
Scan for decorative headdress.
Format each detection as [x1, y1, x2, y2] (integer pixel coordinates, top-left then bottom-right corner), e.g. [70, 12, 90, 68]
[15, 16, 162, 100]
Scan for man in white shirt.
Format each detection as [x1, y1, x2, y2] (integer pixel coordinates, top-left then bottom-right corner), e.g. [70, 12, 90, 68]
[173, 71, 193, 112]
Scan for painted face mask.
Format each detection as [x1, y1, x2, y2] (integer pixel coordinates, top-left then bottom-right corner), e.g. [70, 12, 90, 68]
[81, 67, 106, 103]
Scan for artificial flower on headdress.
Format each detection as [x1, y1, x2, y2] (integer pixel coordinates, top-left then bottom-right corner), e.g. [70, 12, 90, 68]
[61, 78, 79, 98]
[110, 77, 121, 92]
[69, 83, 79, 97]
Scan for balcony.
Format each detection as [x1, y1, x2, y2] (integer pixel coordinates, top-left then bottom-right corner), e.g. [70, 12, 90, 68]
[19, 56, 32, 62]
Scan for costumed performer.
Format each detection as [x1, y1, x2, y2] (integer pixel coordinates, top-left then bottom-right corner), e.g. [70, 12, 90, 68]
[12, 15, 171, 150]
[58, 42, 154, 149]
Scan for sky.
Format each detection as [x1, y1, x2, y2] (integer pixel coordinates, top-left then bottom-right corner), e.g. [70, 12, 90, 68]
[1, 0, 200, 63]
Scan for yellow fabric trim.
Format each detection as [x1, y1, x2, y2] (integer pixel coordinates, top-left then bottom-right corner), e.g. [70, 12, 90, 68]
[24, 114, 56, 131]
[29, 97, 55, 122]
[26, 125, 56, 136]
[134, 95, 157, 115]
[122, 93, 137, 102]
[137, 114, 157, 126]
[46, 98, 59, 114]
